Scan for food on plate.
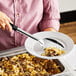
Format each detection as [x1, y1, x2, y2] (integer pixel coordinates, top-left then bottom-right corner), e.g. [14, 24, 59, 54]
[0, 53, 63, 76]
[41, 47, 65, 56]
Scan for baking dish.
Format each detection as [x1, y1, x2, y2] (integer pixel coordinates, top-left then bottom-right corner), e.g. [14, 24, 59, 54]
[0, 46, 75, 76]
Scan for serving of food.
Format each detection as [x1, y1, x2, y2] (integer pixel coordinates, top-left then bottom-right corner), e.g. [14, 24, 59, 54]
[41, 47, 65, 57]
[0, 52, 64, 76]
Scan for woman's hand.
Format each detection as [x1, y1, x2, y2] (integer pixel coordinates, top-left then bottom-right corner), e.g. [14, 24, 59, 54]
[43, 27, 57, 32]
[0, 11, 12, 32]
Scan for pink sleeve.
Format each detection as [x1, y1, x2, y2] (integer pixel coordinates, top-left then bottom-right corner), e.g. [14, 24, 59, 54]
[39, 0, 60, 31]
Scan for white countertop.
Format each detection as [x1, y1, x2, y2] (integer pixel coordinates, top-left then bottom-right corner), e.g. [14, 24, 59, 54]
[64, 45, 76, 70]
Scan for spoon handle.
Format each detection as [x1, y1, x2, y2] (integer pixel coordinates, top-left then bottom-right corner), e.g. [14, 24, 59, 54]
[10, 23, 39, 41]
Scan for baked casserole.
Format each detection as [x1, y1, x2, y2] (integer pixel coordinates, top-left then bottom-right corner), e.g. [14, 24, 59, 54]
[0, 53, 64, 76]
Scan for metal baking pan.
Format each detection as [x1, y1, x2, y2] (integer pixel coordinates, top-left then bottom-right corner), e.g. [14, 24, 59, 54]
[0, 46, 75, 76]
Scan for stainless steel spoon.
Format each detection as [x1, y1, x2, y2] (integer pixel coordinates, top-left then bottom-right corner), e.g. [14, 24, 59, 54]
[10, 23, 64, 48]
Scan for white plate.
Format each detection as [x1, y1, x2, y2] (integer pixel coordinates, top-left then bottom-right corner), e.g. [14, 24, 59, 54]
[25, 31, 74, 59]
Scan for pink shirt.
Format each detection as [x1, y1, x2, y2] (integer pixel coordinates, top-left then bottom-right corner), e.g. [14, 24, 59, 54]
[0, 0, 60, 51]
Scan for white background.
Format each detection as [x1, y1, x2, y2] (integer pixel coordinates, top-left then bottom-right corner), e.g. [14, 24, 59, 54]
[64, 45, 76, 71]
[59, 0, 76, 12]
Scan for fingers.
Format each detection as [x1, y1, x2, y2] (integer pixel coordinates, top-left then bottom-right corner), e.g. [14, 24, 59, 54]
[0, 12, 13, 32]
[5, 21, 12, 32]
[0, 18, 13, 32]
[43, 28, 57, 32]
[0, 19, 5, 30]
[1, 23, 6, 30]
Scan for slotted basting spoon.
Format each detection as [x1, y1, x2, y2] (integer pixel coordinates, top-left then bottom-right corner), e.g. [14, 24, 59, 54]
[10, 23, 64, 48]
